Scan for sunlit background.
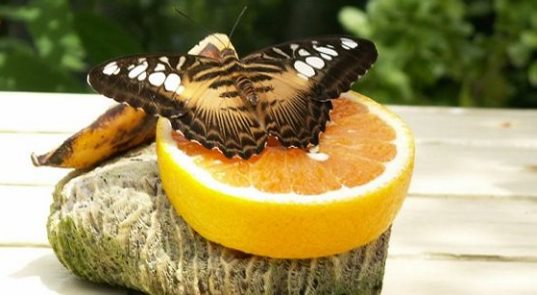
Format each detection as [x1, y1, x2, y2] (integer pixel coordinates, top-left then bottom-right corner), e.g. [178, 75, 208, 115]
[1, 0, 536, 107]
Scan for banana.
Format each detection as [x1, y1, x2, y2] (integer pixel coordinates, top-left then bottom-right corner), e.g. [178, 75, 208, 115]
[33, 34, 229, 169]
[32, 104, 156, 169]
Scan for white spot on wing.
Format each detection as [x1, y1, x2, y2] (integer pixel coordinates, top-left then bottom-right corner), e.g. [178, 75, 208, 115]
[148, 72, 166, 86]
[154, 63, 166, 72]
[298, 49, 310, 56]
[305, 56, 325, 69]
[272, 47, 290, 58]
[177, 56, 186, 70]
[314, 45, 338, 56]
[290, 44, 299, 51]
[294, 60, 315, 77]
[127, 64, 135, 70]
[320, 53, 332, 61]
[341, 38, 358, 49]
[137, 72, 147, 81]
[128, 62, 148, 79]
[164, 73, 181, 92]
[102, 62, 119, 76]
[159, 56, 169, 63]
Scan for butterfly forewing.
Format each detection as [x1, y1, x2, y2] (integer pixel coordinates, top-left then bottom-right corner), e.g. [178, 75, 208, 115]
[241, 36, 377, 148]
[88, 53, 267, 159]
[88, 54, 208, 116]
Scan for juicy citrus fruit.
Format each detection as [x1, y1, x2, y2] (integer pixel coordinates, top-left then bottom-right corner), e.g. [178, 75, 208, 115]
[156, 91, 414, 258]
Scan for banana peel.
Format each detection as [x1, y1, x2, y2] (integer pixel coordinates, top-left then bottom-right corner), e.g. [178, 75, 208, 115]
[32, 104, 156, 169]
[32, 34, 231, 170]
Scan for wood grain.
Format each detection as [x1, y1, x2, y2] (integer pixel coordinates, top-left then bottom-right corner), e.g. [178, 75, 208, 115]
[384, 257, 537, 295]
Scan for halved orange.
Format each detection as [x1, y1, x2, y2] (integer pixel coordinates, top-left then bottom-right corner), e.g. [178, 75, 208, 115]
[156, 91, 414, 258]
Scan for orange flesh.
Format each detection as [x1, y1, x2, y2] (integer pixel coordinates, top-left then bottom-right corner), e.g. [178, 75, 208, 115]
[171, 98, 397, 195]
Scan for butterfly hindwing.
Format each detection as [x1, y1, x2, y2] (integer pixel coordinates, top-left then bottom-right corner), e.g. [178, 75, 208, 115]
[88, 52, 267, 159]
[242, 36, 377, 148]
[248, 69, 333, 148]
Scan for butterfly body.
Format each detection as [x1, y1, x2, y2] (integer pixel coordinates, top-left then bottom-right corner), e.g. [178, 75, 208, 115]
[88, 33, 377, 159]
[210, 48, 261, 106]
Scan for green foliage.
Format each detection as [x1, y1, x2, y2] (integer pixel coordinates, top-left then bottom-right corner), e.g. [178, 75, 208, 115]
[0, 0, 86, 92]
[0, 0, 350, 93]
[339, 0, 537, 107]
[0, 0, 535, 107]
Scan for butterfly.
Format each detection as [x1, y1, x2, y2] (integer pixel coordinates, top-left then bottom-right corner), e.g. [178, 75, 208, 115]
[87, 33, 377, 159]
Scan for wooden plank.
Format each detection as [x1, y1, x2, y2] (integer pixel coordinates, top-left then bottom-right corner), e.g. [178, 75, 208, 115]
[390, 197, 537, 258]
[384, 257, 537, 295]
[1, 91, 115, 133]
[3, 91, 537, 142]
[3, 92, 536, 194]
[390, 105, 537, 198]
[0, 133, 73, 186]
[3, 131, 537, 198]
[3, 184, 536, 259]
[0, 247, 125, 294]
[4, 92, 537, 195]
[0, 186, 52, 246]
[391, 105, 537, 143]
[412, 142, 537, 198]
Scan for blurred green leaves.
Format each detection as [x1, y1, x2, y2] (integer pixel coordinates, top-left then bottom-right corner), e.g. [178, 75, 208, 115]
[0, 0, 535, 107]
[0, 0, 148, 92]
[0, 0, 299, 93]
[339, 0, 537, 107]
[73, 12, 143, 65]
[0, 0, 86, 91]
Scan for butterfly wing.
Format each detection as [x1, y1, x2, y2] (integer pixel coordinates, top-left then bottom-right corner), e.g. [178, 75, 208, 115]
[242, 36, 377, 148]
[87, 54, 267, 159]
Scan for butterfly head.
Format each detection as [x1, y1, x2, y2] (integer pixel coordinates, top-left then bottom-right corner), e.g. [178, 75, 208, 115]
[189, 33, 236, 56]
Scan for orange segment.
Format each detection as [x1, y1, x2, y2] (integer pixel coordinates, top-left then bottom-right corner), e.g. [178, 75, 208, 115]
[156, 91, 415, 258]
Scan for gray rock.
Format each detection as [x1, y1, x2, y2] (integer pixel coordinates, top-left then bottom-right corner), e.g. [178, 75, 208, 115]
[47, 144, 391, 295]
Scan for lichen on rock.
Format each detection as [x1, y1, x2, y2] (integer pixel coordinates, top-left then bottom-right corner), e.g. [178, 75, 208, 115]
[47, 144, 391, 295]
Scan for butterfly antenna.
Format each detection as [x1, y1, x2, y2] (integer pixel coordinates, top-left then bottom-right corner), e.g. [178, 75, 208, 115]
[173, 6, 227, 48]
[227, 6, 247, 47]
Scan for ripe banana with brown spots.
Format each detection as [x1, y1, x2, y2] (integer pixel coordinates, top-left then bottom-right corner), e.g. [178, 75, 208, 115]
[32, 104, 156, 169]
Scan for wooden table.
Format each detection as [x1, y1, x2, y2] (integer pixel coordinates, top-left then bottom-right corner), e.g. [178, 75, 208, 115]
[1, 91, 536, 294]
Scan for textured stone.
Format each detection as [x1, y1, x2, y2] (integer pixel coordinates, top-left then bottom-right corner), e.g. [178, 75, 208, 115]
[47, 144, 391, 295]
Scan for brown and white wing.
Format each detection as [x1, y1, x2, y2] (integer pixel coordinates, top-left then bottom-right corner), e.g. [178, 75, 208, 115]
[242, 36, 377, 148]
[87, 54, 266, 159]
[250, 70, 333, 148]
